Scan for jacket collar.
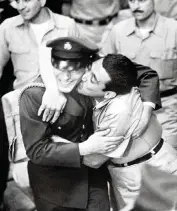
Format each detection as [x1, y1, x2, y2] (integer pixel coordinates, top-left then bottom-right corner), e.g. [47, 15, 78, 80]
[125, 13, 164, 37]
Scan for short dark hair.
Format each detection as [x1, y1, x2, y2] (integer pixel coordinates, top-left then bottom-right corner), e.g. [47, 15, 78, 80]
[102, 54, 137, 95]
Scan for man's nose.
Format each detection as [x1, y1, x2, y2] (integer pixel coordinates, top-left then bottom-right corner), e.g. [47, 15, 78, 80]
[82, 72, 89, 81]
[133, 1, 140, 9]
[17, 0, 25, 10]
[62, 71, 71, 80]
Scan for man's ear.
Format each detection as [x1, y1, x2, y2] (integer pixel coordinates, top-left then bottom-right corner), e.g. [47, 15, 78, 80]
[104, 91, 116, 99]
[86, 64, 92, 71]
[40, 0, 47, 7]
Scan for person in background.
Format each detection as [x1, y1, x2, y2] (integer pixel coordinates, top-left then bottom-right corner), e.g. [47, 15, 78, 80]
[62, 0, 132, 47]
[101, 0, 177, 149]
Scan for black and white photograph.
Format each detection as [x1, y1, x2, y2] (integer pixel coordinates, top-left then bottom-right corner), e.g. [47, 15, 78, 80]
[0, 1, 177, 211]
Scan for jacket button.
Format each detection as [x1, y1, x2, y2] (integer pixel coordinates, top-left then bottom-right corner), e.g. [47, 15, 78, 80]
[58, 126, 61, 130]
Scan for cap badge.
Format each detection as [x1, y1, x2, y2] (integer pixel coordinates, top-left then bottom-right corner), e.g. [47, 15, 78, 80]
[64, 42, 72, 50]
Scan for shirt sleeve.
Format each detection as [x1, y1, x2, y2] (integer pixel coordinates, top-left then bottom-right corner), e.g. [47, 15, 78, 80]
[134, 62, 161, 110]
[0, 20, 11, 79]
[19, 87, 82, 168]
[68, 18, 80, 38]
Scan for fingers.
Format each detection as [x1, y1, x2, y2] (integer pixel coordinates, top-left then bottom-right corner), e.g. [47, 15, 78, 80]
[42, 108, 51, 122]
[105, 136, 124, 144]
[38, 104, 46, 117]
[38, 104, 56, 122]
[50, 111, 61, 124]
[104, 144, 118, 153]
[38, 104, 63, 123]
[96, 128, 110, 136]
[45, 109, 55, 122]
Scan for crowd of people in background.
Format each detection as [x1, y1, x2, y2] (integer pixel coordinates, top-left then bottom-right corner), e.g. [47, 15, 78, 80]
[0, 0, 177, 211]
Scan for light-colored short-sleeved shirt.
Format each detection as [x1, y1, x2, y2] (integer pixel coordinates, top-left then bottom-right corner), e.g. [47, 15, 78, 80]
[71, 0, 120, 20]
[101, 14, 177, 91]
[0, 8, 79, 89]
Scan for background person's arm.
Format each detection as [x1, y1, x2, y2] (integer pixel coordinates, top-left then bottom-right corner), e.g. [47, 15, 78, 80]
[0, 19, 11, 80]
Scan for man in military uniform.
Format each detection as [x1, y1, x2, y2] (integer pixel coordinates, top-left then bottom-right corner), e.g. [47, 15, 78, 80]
[19, 37, 121, 211]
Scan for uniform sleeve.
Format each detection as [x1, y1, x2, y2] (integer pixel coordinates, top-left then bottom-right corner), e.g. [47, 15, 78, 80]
[19, 88, 82, 168]
[0, 20, 10, 79]
[134, 63, 161, 110]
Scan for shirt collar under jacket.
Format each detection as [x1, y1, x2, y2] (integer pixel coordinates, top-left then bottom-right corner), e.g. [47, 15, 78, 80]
[93, 87, 140, 111]
[125, 13, 164, 37]
[13, 7, 63, 30]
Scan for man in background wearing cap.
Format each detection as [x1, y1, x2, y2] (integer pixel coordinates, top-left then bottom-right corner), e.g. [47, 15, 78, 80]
[19, 37, 122, 211]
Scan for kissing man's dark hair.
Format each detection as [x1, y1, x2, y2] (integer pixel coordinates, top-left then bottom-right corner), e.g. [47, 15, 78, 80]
[102, 54, 137, 95]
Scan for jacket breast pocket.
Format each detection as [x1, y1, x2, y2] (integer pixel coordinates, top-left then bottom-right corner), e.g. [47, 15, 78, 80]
[150, 49, 177, 79]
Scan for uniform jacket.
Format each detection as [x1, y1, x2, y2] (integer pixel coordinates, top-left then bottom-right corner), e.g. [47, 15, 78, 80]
[19, 84, 107, 209]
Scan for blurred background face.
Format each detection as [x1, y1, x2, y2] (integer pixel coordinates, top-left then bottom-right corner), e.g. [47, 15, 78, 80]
[128, 0, 154, 21]
[15, 0, 44, 21]
[77, 59, 111, 99]
[52, 59, 86, 93]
